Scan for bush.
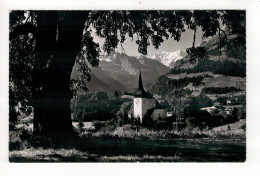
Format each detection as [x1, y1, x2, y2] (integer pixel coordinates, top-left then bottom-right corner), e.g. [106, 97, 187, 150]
[105, 121, 117, 131]
[142, 114, 154, 127]
[92, 121, 106, 131]
[77, 120, 84, 129]
[225, 115, 238, 123]
[9, 128, 33, 151]
[185, 117, 197, 129]
[184, 110, 225, 129]
[116, 112, 128, 127]
[185, 93, 213, 111]
[154, 120, 170, 130]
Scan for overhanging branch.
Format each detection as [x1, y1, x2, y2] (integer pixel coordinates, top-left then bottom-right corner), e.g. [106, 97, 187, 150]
[192, 27, 197, 48]
[219, 28, 236, 58]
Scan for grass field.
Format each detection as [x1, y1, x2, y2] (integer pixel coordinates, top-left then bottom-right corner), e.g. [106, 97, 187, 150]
[9, 138, 246, 162]
[10, 118, 246, 162]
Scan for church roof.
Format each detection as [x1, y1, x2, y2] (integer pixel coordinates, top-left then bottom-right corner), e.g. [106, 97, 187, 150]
[134, 71, 149, 98]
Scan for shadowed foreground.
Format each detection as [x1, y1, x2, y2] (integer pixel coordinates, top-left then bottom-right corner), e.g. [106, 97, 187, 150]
[10, 138, 245, 162]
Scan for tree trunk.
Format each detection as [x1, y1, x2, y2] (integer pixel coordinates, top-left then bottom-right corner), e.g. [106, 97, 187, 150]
[33, 12, 87, 143]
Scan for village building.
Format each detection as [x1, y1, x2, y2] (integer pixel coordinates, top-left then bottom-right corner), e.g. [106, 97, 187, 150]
[226, 99, 232, 105]
[213, 102, 221, 107]
[123, 71, 166, 123]
[225, 108, 232, 115]
[200, 106, 218, 115]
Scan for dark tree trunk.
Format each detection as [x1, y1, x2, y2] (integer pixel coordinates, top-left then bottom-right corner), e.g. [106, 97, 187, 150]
[33, 11, 87, 143]
[33, 11, 59, 137]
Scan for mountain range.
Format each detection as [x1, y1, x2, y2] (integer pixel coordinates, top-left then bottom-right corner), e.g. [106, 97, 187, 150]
[151, 50, 187, 68]
[71, 29, 245, 95]
[71, 52, 171, 92]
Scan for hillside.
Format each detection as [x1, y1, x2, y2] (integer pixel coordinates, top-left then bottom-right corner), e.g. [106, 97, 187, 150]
[149, 31, 246, 102]
[71, 63, 127, 92]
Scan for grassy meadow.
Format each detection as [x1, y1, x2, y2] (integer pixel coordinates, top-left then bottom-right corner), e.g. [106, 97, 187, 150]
[9, 117, 246, 162]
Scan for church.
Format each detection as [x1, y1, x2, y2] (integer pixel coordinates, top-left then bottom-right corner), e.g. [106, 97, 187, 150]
[122, 71, 166, 123]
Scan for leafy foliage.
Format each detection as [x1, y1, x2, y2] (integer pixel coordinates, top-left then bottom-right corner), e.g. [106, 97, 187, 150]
[71, 92, 123, 122]
[186, 47, 208, 64]
[9, 32, 36, 116]
[185, 93, 213, 111]
[88, 11, 192, 55]
[72, 30, 101, 94]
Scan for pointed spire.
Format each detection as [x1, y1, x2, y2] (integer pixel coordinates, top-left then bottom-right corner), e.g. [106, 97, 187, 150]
[135, 69, 148, 98]
[138, 70, 145, 92]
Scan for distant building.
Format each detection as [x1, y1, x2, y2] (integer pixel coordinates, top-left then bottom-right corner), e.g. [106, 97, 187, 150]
[225, 108, 232, 115]
[213, 102, 221, 107]
[166, 111, 174, 117]
[200, 106, 218, 114]
[226, 100, 232, 105]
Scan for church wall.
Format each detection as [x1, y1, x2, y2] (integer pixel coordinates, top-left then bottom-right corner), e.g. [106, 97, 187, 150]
[133, 98, 143, 121]
[133, 98, 156, 123]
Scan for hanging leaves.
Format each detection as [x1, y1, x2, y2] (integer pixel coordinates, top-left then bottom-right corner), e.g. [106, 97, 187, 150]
[186, 47, 208, 64]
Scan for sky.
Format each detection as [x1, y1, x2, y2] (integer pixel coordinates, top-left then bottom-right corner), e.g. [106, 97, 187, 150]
[92, 27, 207, 58]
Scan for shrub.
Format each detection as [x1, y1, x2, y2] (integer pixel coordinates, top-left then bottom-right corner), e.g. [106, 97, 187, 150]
[116, 112, 128, 127]
[92, 121, 106, 131]
[9, 128, 33, 151]
[154, 120, 169, 130]
[105, 121, 117, 131]
[77, 120, 84, 129]
[185, 117, 197, 129]
[185, 93, 213, 112]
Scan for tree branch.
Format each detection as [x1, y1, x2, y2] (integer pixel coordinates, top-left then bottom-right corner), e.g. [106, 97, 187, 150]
[219, 28, 236, 58]
[218, 27, 221, 60]
[192, 27, 197, 48]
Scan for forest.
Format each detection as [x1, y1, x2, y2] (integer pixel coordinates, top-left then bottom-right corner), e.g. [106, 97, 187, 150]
[170, 59, 246, 77]
[150, 75, 206, 95]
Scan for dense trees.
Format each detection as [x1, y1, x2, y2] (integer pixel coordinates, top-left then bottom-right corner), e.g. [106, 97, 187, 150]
[170, 59, 246, 77]
[71, 92, 122, 122]
[150, 75, 206, 95]
[185, 93, 213, 111]
[9, 10, 245, 142]
[202, 86, 242, 94]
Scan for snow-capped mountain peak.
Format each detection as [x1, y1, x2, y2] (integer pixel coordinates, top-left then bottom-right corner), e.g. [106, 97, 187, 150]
[151, 50, 187, 68]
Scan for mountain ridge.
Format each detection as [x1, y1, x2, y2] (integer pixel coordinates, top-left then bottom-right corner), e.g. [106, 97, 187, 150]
[71, 52, 170, 92]
[151, 50, 187, 68]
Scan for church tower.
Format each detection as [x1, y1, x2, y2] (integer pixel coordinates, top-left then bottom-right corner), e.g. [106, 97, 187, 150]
[133, 70, 156, 123]
[135, 71, 148, 98]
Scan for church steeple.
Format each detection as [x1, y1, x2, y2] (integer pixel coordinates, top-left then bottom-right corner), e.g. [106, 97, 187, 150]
[135, 70, 148, 98]
[138, 70, 145, 92]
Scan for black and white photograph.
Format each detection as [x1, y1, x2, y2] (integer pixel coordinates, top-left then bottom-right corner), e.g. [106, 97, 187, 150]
[1, 2, 260, 175]
[7, 9, 247, 162]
